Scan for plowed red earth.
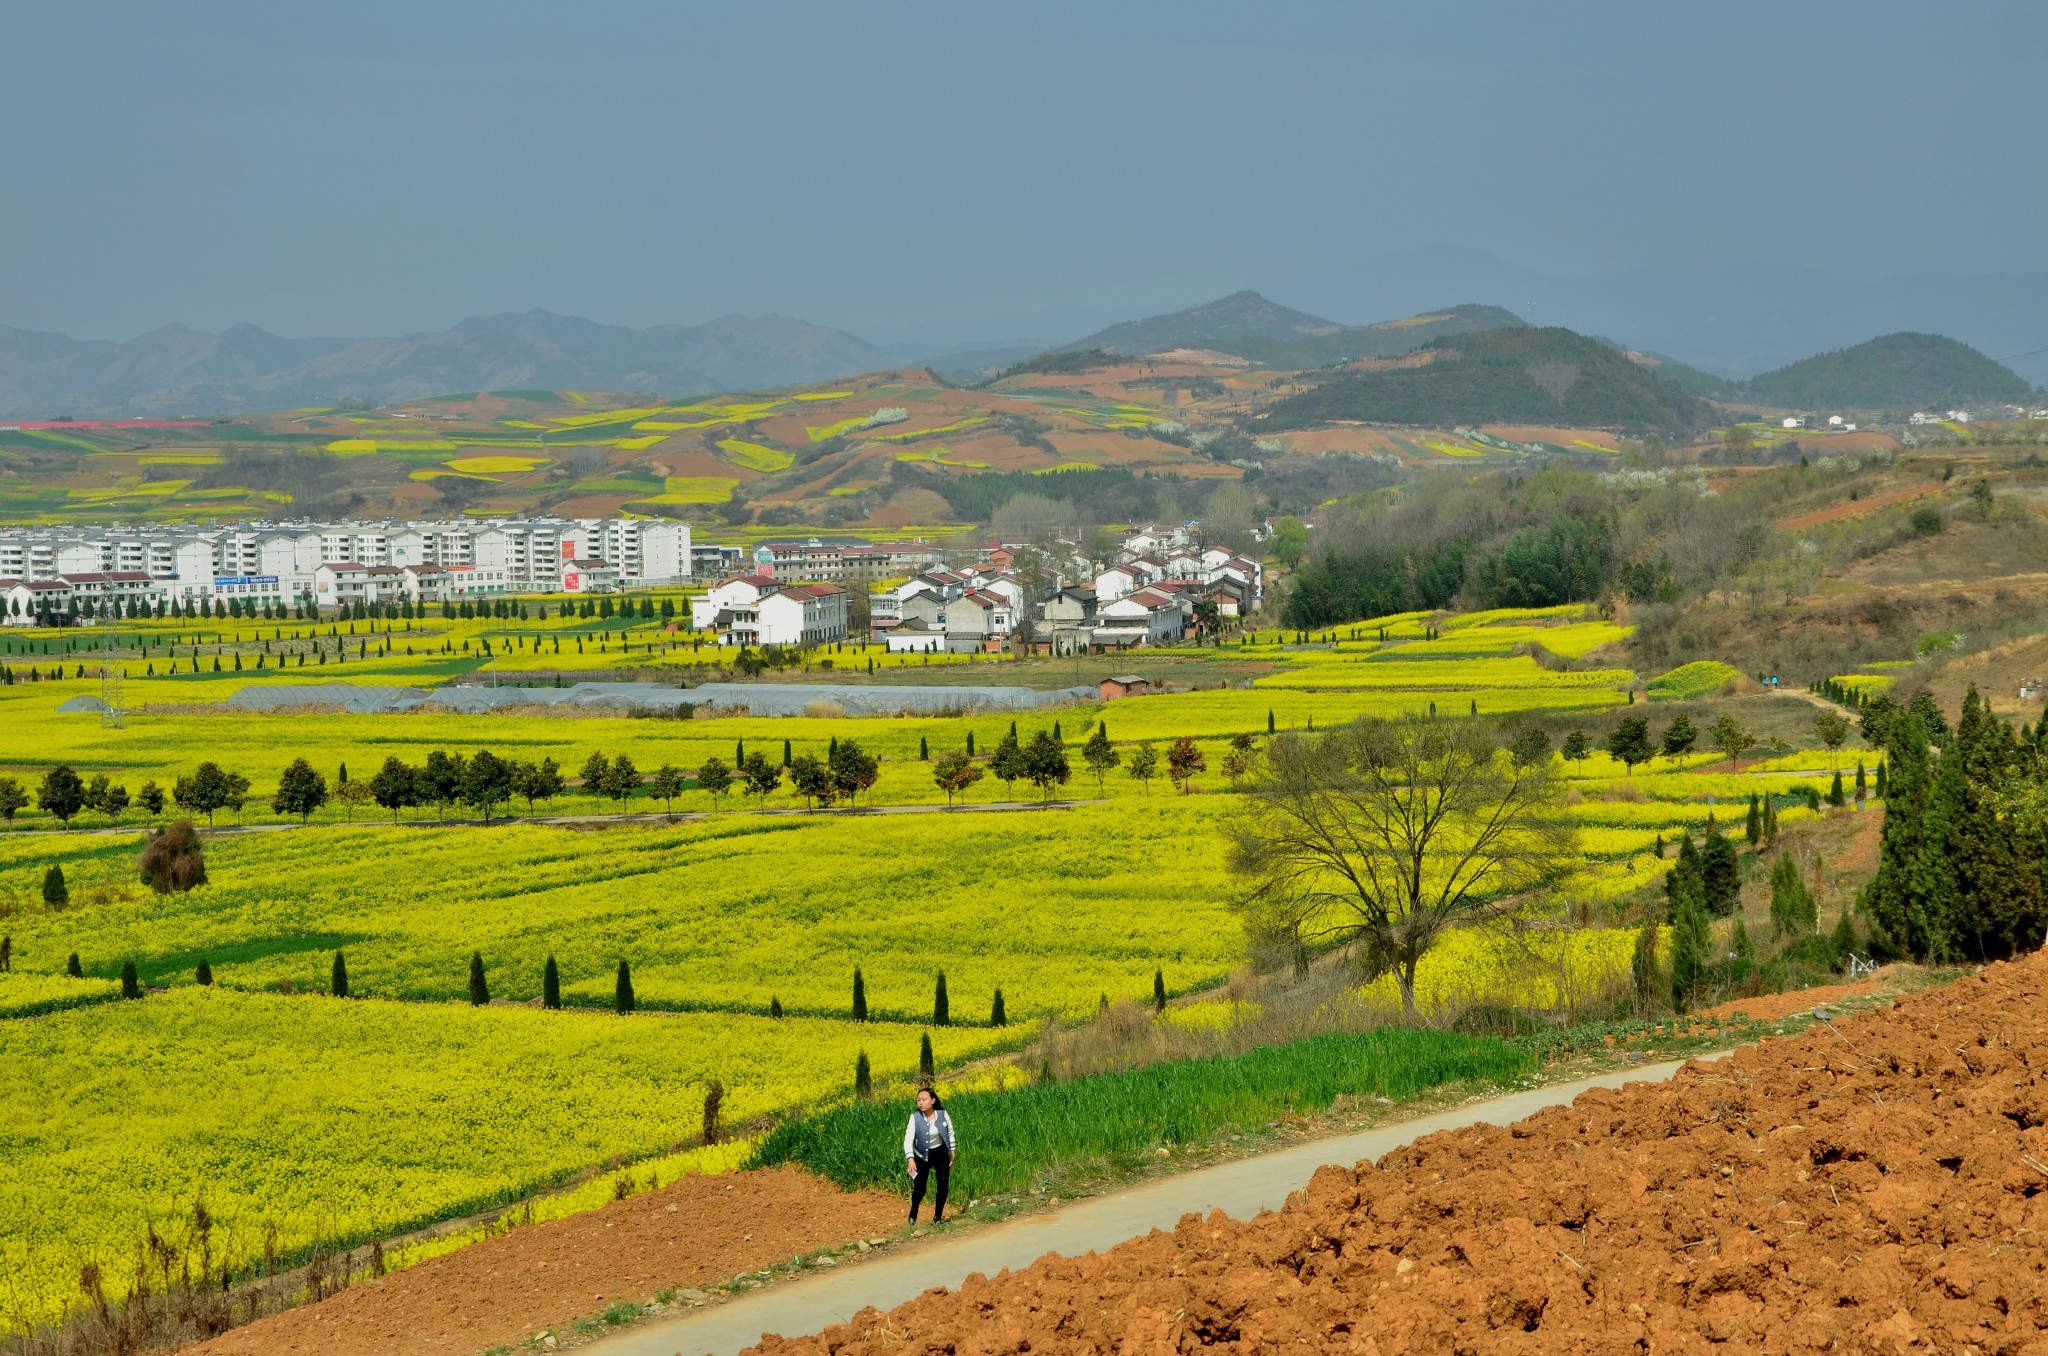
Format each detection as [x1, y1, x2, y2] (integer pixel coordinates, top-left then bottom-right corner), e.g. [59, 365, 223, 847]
[752, 956, 2048, 1356]
[189, 1167, 901, 1356]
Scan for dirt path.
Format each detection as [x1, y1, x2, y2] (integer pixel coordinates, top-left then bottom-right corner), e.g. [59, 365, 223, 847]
[718, 957, 2048, 1356]
[584, 1059, 1710, 1356]
[185, 1167, 903, 1356]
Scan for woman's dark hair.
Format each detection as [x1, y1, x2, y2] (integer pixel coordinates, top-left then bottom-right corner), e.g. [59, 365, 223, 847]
[916, 1085, 944, 1111]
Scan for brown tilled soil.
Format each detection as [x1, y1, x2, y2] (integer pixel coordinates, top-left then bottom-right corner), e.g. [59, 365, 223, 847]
[752, 955, 2048, 1356]
[189, 1166, 901, 1356]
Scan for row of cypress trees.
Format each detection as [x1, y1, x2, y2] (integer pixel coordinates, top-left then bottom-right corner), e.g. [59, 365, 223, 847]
[1863, 685, 2048, 962]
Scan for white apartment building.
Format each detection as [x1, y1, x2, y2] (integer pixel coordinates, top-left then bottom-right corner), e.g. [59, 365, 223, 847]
[0, 516, 690, 610]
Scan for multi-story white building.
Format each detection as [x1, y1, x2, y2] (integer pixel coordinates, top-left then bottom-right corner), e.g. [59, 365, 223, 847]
[0, 516, 691, 609]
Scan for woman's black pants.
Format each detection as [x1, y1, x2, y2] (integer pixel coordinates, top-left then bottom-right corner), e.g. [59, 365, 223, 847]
[910, 1148, 952, 1222]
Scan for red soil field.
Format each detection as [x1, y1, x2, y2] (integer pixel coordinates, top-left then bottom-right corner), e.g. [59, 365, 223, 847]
[1779, 483, 1941, 531]
[752, 955, 2048, 1356]
[188, 1167, 902, 1356]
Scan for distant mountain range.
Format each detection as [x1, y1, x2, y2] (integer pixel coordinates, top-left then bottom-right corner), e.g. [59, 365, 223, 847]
[5, 272, 2038, 419]
[0, 310, 894, 418]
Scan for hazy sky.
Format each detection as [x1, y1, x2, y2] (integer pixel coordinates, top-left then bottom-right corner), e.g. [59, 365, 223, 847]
[5, 1, 2044, 342]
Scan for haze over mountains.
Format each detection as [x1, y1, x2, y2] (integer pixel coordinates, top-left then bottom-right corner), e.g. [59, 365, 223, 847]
[2, 264, 2039, 419]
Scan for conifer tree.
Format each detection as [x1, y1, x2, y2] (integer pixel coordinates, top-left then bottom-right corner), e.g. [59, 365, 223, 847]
[1667, 888, 1710, 1012]
[615, 959, 635, 1013]
[1768, 852, 1818, 938]
[331, 950, 349, 998]
[1630, 903, 1660, 1013]
[854, 1050, 872, 1099]
[852, 966, 867, 1021]
[43, 864, 67, 908]
[120, 959, 140, 999]
[542, 955, 560, 1010]
[933, 971, 949, 1026]
[702, 1080, 724, 1145]
[66, 951, 82, 977]
[1745, 793, 1761, 845]
[769, 995, 783, 1018]
[469, 951, 489, 1005]
[919, 1032, 935, 1080]
[1827, 770, 1845, 807]
[195, 958, 212, 985]
[1153, 967, 1167, 1012]
[990, 988, 1006, 1026]
[919, 735, 929, 761]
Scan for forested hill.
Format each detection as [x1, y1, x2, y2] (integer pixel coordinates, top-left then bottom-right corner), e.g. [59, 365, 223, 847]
[1741, 332, 2033, 411]
[1259, 327, 1714, 434]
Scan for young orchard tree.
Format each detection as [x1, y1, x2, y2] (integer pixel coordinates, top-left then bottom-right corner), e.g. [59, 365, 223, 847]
[512, 756, 563, 812]
[1021, 730, 1070, 802]
[741, 751, 782, 807]
[0, 776, 27, 822]
[1126, 740, 1160, 793]
[1229, 715, 1577, 1019]
[1659, 714, 1698, 767]
[174, 762, 248, 826]
[420, 751, 466, 820]
[38, 765, 85, 824]
[1604, 715, 1654, 775]
[1813, 708, 1850, 771]
[789, 754, 836, 810]
[987, 728, 1025, 799]
[1166, 736, 1206, 795]
[932, 749, 983, 807]
[601, 755, 640, 811]
[370, 757, 418, 822]
[580, 751, 612, 808]
[695, 756, 734, 811]
[272, 758, 328, 823]
[648, 764, 686, 816]
[1560, 730, 1591, 767]
[460, 750, 515, 823]
[1507, 723, 1552, 770]
[334, 779, 372, 820]
[828, 739, 880, 806]
[1080, 726, 1121, 795]
[1708, 713, 1752, 770]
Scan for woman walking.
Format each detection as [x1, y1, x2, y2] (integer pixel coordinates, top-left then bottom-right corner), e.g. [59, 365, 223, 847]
[903, 1086, 957, 1225]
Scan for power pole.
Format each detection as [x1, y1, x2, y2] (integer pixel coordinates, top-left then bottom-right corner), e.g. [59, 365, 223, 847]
[100, 600, 125, 729]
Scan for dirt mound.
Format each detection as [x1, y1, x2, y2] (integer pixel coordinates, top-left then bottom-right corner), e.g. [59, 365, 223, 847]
[751, 956, 2048, 1355]
[1691, 972, 1894, 1023]
[190, 1166, 901, 1356]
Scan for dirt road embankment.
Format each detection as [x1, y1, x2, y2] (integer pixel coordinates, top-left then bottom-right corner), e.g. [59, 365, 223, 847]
[752, 957, 2048, 1355]
[190, 1167, 901, 1356]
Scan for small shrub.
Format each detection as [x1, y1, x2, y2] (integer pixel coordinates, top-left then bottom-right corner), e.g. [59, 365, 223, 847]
[119, 960, 140, 1000]
[195, 958, 213, 986]
[702, 1080, 725, 1145]
[139, 822, 207, 894]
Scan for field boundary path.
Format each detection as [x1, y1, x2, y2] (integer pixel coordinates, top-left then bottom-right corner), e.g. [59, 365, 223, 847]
[587, 1057, 1703, 1356]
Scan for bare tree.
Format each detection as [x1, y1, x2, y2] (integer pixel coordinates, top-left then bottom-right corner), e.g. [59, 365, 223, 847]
[1228, 715, 1578, 1018]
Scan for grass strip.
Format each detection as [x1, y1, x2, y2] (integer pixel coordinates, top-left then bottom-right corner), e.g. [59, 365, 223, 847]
[749, 1027, 1535, 1198]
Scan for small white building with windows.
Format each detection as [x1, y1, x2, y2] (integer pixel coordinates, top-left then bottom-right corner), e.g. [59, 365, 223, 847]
[756, 582, 849, 646]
